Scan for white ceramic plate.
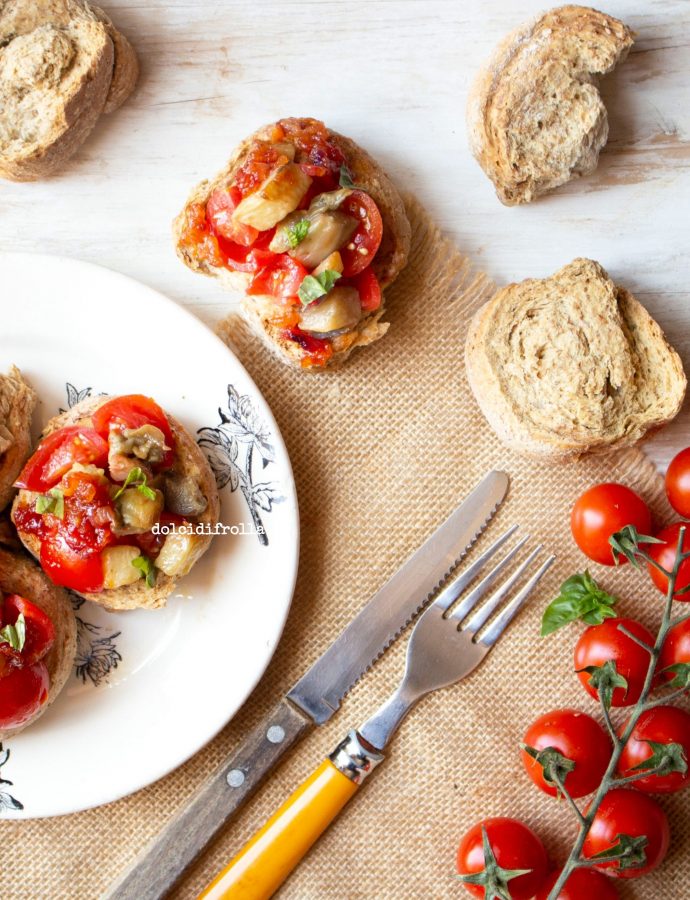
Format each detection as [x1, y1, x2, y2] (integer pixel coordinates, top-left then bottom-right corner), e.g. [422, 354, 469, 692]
[0, 253, 299, 818]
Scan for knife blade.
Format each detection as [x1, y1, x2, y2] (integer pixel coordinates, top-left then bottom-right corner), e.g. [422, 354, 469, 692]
[105, 471, 509, 900]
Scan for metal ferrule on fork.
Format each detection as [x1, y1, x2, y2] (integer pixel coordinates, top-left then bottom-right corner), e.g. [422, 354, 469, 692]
[329, 730, 384, 784]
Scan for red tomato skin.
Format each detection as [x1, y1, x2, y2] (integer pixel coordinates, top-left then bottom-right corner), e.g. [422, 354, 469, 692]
[618, 706, 690, 793]
[0, 661, 49, 729]
[666, 447, 690, 519]
[339, 191, 383, 277]
[2, 594, 55, 665]
[658, 617, 690, 681]
[206, 186, 259, 246]
[647, 523, 690, 601]
[92, 395, 175, 450]
[521, 709, 611, 798]
[574, 618, 654, 707]
[15, 426, 109, 492]
[247, 256, 308, 301]
[583, 789, 670, 878]
[456, 817, 548, 900]
[536, 868, 619, 900]
[351, 267, 382, 312]
[40, 535, 105, 593]
[570, 484, 651, 566]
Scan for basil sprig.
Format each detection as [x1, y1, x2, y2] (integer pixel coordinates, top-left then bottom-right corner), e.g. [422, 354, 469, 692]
[297, 270, 341, 305]
[35, 488, 64, 519]
[0, 613, 26, 653]
[541, 571, 618, 636]
[114, 467, 156, 501]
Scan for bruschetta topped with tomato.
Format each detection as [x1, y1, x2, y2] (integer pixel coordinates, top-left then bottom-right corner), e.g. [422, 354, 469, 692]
[0, 547, 77, 739]
[11, 395, 220, 610]
[174, 117, 411, 369]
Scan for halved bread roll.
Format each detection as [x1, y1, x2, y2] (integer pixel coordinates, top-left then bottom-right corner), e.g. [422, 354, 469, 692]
[12, 396, 220, 611]
[465, 259, 686, 460]
[0, 0, 138, 182]
[0, 547, 77, 740]
[174, 118, 411, 369]
[467, 5, 634, 205]
[0, 366, 37, 513]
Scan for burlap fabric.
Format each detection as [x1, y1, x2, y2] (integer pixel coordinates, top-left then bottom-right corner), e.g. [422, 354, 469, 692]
[2, 199, 688, 899]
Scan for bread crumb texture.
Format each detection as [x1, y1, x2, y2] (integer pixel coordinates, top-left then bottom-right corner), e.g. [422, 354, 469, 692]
[465, 259, 687, 459]
[467, 5, 634, 204]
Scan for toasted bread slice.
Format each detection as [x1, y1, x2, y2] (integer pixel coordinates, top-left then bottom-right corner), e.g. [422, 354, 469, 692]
[12, 396, 221, 610]
[174, 120, 411, 368]
[467, 5, 634, 205]
[0, 546, 77, 740]
[465, 259, 686, 460]
[90, 4, 138, 113]
[0, 366, 37, 513]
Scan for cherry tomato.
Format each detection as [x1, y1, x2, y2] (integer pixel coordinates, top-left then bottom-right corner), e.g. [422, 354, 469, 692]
[339, 191, 383, 277]
[206, 185, 259, 247]
[351, 267, 382, 312]
[456, 817, 548, 899]
[92, 394, 174, 449]
[647, 523, 690, 600]
[40, 534, 104, 593]
[247, 255, 308, 301]
[658, 616, 690, 681]
[618, 706, 690, 793]
[666, 447, 690, 519]
[571, 483, 652, 566]
[582, 789, 670, 878]
[521, 709, 611, 798]
[0, 661, 50, 729]
[2, 595, 54, 665]
[15, 426, 109, 492]
[574, 618, 654, 707]
[536, 868, 619, 900]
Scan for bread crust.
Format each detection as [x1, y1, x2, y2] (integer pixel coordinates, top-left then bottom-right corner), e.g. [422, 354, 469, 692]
[90, 4, 139, 113]
[467, 5, 634, 205]
[12, 396, 221, 610]
[0, 366, 37, 513]
[0, 546, 77, 740]
[465, 258, 687, 460]
[173, 120, 411, 368]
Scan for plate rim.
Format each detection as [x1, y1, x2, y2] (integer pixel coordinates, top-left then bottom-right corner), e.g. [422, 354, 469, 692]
[0, 251, 300, 817]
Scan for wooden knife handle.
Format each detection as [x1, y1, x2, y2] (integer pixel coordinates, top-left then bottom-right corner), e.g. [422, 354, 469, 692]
[198, 760, 358, 900]
[104, 698, 312, 900]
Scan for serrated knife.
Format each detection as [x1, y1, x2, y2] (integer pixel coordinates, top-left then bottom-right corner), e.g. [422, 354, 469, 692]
[105, 470, 509, 900]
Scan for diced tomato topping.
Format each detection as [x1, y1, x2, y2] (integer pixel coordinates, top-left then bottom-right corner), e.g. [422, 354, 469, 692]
[178, 202, 225, 269]
[352, 268, 382, 312]
[284, 329, 335, 368]
[339, 191, 383, 277]
[40, 535, 105, 593]
[2, 595, 55, 666]
[248, 256, 308, 302]
[206, 186, 259, 246]
[92, 394, 175, 468]
[234, 144, 289, 198]
[0, 661, 49, 730]
[15, 426, 109, 493]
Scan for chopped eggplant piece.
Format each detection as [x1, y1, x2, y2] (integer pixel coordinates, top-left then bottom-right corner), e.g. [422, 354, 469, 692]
[289, 211, 357, 269]
[155, 531, 201, 577]
[232, 163, 311, 231]
[115, 487, 164, 533]
[309, 188, 353, 213]
[163, 473, 208, 517]
[108, 424, 169, 482]
[299, 286, 362, 335]
[271, 141, 296, 160]
[102, 545, 143, 589]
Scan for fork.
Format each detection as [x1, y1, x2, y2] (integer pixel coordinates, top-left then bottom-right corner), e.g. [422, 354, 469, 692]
[200, 526, 555, 900]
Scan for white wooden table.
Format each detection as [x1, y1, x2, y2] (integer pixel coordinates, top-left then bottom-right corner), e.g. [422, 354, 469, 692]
[1, 0, 688, 468]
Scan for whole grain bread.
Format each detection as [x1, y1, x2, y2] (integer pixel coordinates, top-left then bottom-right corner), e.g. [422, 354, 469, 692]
[0, 546, 77, 740]
[465, 259, 686, 460]
[12, 396, 220, 611]
[467, 5, 634, 205]
[174, 121, 411, 369]
[0, 0, 138, 181]
[0, 366, 37, 513]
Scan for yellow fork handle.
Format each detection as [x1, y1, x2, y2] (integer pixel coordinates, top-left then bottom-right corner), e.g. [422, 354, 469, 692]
[198, 759, 358, 900]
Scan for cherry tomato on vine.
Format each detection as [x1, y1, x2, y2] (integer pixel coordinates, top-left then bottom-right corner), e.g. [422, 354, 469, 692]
[618, 705, 690, 793]
[583, 789, 670, 878]
[536, 868, 619, 900]
[666, 447, 690, 519]
[521, 708, 611, 798]
[658, 616, 690, 681]
[574, 618, 654, 707]
[456, 817, 548, 899]
[570, 483, 652, 566]
[647, 523, 690, 600]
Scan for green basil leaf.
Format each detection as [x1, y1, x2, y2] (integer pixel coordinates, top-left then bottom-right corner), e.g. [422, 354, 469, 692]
[132, 554, 156, 588]
[541, 571, 617, 636]
[339, 166, 360, 190]
[35, 488, 65, 519]
[0, 613, 26, 653]
[286, 219, 310, 249]
[297, 270, 341, 305]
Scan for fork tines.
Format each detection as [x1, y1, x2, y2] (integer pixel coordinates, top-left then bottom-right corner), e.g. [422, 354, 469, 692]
[434, 526, 555, 645]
